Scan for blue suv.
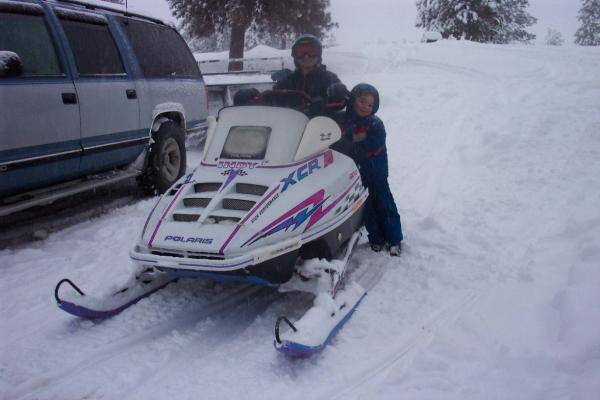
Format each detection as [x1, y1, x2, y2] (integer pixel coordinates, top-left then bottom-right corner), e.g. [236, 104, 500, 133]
[0, 0, 208, 215]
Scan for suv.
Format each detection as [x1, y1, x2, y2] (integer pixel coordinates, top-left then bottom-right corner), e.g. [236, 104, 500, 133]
[0, 0, 208, 216]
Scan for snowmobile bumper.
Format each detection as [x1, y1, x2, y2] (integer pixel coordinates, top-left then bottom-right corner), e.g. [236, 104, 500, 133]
[130, 236, 302, 284]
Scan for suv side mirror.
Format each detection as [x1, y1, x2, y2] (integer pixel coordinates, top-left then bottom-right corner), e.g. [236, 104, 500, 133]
[294, 116, 341, 161]
[0, 51, 24, 78]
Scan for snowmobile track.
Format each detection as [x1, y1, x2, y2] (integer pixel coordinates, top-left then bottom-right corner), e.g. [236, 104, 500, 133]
[8, 282, 273, 400]
[325, 290, 481, 400]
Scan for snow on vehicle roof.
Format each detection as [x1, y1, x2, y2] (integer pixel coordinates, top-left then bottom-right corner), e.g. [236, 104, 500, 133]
[44, 0, 166, 24]
[0, 1, 44, 14]
[53, 7, 107, 24]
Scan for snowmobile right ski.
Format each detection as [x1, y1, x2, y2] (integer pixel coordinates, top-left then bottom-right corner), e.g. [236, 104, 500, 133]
[274, 230, 366, 357]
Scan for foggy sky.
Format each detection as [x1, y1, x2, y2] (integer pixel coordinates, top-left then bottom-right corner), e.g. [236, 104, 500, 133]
[128, 0, 581, 45]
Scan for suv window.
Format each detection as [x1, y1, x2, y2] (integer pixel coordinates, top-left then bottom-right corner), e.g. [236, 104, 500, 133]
[0, 9, 62, 76]
[59, 14, 125, 76]
[119, 18, 200, 78]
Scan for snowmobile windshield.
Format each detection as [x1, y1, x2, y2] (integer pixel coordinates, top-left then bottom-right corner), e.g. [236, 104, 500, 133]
[220, 126, 271, 160]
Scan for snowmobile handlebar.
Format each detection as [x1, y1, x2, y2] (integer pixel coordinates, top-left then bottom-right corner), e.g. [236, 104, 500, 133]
[234, 88, 345, 116]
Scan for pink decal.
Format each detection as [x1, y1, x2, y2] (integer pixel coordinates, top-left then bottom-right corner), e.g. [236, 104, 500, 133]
[305, 176, 358, 231]
[148, 186, 185, 248]
[323, 150, 334, 167]
[242, 190, 327, 247]
[242, 177, 359, 247]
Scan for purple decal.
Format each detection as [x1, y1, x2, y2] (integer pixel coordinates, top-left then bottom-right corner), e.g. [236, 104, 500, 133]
[220, 169, 240, 192]
[243, 177, 360, 248]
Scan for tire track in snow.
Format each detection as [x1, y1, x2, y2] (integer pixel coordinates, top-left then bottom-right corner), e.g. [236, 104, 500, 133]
[324, 290, 481, 400]
[119, 287, 284, 400]
[8, 283, 270, 400]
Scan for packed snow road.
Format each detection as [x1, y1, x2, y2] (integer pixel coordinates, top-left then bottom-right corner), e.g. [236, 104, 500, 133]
[1, 41, 599, 400]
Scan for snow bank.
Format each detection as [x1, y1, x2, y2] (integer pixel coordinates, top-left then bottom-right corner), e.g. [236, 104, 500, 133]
[1, 40, 600, 400]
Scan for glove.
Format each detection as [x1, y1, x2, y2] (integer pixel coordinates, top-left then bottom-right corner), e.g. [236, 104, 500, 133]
[271, 68, 292, 83]
[326, 83, 349, 105]
[233, 88, 260, 106]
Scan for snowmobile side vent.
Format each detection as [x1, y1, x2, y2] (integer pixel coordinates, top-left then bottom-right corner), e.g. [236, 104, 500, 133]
[207, 215, 241, 224]
[236, 183, 268, 196]
[151, 250, 184, 258]
[187, 251, 225, 260]
[183, 197, 211, 208]
[222, 198, 256, 211]
[173, 213, 201, 222]
[194, 182, 222, 193]
[151, 248, 224, 260]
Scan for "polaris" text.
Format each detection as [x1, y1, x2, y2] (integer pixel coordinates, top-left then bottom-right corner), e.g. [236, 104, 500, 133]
[164, 236, 213, 244]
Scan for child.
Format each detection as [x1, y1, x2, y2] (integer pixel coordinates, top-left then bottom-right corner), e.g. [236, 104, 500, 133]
[344, 83, 403, 256]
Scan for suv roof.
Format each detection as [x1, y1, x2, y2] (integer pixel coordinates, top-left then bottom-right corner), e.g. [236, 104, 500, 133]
[41, 0, 165, 25]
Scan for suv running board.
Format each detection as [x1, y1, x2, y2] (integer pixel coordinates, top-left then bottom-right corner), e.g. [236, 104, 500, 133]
[0, 169, 141, 217]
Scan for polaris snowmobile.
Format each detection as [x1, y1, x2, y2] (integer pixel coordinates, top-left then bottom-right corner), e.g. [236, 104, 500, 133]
[55, 91, 369, 357]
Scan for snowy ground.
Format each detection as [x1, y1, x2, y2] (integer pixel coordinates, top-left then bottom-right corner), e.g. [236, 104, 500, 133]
[1, 40, 600, 400]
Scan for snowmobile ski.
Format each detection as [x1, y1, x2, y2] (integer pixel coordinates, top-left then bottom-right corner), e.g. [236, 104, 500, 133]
[54, 267, 175, 319]
[274, 230, 366, 356]
[274, 282, 366, 357]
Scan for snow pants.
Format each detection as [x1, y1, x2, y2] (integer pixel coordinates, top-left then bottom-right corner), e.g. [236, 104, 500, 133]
[363, 176, 403, 246]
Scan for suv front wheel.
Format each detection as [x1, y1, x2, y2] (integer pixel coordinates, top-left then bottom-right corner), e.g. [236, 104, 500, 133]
[140, 121, 186, 194]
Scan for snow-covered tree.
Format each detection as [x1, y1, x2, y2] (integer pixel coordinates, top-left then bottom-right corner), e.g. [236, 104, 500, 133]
[167, 0, 336, 70]
[415, 0, 537, 44]
[574, 0, 600, 46]
[545, 28, 564, 46]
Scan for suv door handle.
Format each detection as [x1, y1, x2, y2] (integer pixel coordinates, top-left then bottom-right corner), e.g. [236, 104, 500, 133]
[62, 92, 77, 104]
[126, 89, 137, 99]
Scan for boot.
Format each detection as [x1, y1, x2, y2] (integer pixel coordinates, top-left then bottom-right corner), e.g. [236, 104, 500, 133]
[389, 243, 402, 257]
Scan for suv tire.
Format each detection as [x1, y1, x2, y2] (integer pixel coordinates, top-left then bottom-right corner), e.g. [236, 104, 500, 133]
[140, 121, 186, 194]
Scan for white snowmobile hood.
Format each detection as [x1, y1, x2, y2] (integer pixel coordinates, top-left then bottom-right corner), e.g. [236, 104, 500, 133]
[131, 106, 366, 272]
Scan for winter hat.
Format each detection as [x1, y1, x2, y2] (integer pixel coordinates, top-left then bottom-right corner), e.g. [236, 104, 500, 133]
[349, 83, 380, 114]
[291, 34, 322, 66]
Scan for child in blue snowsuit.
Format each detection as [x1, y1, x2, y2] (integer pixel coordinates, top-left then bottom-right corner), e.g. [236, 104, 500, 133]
[344, 83, 403, 256]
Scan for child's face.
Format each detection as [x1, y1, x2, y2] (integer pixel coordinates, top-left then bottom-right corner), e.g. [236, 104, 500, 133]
[353, 93, 375, 118]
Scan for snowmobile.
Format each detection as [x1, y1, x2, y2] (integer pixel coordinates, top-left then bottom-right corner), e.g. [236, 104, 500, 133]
[55, 91, 369, 357]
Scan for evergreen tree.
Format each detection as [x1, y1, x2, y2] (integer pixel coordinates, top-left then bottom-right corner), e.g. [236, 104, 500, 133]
[415, 0, 537, 44]
[166, 0, 336, 70]
[575, 0, 600, 46]
[545, 28, 564, 46]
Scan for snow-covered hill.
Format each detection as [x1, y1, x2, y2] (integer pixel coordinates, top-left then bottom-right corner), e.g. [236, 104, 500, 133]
[1, 41, 599, 400]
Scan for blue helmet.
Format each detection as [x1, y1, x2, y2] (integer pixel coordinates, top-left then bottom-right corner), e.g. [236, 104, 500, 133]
[349, 83, 380, 114]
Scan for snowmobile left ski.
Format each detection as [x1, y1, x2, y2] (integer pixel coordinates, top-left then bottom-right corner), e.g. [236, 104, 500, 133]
[54, 266, 175, 319]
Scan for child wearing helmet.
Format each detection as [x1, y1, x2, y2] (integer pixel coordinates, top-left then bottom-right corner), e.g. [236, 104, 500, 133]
[344, 83, 403, 256]
[273, 34, 346, 116]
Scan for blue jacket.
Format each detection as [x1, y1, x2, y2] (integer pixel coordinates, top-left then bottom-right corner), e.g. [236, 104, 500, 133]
[343, 112, 389, 182]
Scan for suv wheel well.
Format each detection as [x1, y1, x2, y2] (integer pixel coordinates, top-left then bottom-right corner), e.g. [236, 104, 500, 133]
[152, 112, 185, 134]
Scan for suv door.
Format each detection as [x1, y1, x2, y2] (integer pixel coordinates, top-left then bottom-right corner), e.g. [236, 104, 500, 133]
[0, 2, 81, 197]
[117, 17, 207, 133]
[55, 8, 144, 175]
